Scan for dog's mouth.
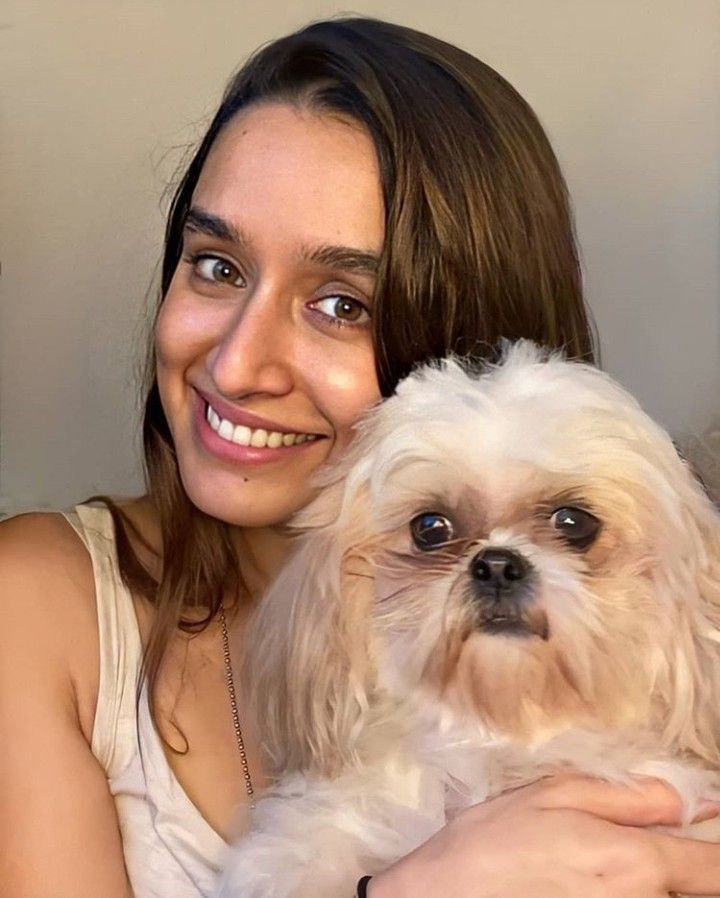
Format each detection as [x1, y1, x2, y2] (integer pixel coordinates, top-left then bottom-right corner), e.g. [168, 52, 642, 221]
[476, 609, 550, 641]
[467, 552, 549, 640]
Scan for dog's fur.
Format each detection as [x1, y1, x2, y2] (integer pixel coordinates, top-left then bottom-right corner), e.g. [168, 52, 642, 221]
[217, 342, 720, 898]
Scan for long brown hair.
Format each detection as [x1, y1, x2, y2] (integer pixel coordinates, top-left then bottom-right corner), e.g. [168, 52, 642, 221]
[91, 16, 597, 742]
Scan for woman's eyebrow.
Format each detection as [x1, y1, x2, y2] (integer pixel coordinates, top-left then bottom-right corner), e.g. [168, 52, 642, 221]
[185, 206, 380, 277]
[185, 207, 250, 245]
[300, 243, 380, 276]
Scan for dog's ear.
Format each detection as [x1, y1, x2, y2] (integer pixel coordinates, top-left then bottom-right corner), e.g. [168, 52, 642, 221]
[243, 493, 377, 778]
[657, 463, 720, 765]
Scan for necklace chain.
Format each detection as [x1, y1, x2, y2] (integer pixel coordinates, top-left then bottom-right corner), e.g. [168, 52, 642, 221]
[219, 606, 255, 804]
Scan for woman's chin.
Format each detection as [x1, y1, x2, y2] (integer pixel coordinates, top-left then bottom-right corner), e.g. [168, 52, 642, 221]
[181, 470, 317, 529]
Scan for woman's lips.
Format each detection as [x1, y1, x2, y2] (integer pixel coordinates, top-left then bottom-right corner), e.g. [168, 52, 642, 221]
[194, 385, 321, 436]
[193, 389, 325, 466]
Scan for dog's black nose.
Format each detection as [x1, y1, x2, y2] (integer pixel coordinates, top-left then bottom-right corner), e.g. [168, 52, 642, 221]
[470, 548, 530, 591]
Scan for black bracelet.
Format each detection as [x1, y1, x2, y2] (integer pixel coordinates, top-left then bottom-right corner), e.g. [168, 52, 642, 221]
[356, 875, 373, 897]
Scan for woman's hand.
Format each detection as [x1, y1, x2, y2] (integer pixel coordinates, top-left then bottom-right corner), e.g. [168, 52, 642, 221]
[368, 773, 720, 897]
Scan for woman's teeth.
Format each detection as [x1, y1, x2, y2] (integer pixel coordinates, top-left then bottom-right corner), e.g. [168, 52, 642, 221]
[205, 403, 318, 449]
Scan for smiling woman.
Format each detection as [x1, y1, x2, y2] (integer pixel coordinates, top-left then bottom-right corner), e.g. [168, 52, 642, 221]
[154, 103, 383, 528]
[3, 14, 720, 898]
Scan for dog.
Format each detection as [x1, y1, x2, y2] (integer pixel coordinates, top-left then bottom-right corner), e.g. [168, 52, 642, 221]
[217, 341, 720, 898]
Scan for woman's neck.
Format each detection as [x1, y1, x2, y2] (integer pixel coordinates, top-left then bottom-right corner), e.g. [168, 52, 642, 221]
[123, 493, 295, 612]
[229, 523, 295, 604]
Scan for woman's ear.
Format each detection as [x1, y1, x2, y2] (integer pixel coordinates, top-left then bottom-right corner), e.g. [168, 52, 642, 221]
[243, 503, 377, 778]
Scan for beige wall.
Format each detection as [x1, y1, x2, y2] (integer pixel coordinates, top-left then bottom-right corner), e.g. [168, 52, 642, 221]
[1, 0, 718, 516]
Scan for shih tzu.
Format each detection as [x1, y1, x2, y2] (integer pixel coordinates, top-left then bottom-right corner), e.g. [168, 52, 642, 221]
[217, 341, 720, 898]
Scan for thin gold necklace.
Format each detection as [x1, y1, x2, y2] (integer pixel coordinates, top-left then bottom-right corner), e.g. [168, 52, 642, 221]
[219, 606, 255, 806]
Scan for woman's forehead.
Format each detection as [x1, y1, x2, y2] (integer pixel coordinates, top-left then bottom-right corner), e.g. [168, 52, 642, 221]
[191, 102, 385, 254]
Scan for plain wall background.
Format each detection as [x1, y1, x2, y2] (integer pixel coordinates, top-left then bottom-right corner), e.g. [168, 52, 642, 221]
[1, 0, 718, 516]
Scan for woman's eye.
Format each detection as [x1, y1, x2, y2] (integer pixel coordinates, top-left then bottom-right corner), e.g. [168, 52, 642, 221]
[309, 295, 370, 326]
[410, 512, 455, 551]
[550, 506, 601, 550]
[189, 254, 245, 287]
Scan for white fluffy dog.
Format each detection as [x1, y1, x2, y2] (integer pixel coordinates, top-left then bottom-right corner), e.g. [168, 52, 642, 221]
[217, 341, 720, 898]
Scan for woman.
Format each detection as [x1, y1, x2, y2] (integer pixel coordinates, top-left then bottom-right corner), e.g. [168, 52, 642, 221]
[2, 16, 719, 898]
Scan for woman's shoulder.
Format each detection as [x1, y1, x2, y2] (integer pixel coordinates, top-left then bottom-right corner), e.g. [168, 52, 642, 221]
[0, 495, 161, 586]
[0, 497, 161, 743]
[0, 507, 98, 612]
[0, 509, 140, 894]
[0, 507, 103, 743]
[0, 505, 103, 596]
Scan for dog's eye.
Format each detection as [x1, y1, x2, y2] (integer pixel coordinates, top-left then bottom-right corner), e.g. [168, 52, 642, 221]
[410, 513, 455, 551]
[550, 506, 601, 549]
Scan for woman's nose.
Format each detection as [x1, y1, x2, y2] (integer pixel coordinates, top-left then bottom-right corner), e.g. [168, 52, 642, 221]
[206, 287, 295, 399]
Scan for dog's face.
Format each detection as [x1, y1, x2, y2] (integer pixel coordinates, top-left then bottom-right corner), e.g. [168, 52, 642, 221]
[252, 342, 720, 775]
[301, 343, 720, 744]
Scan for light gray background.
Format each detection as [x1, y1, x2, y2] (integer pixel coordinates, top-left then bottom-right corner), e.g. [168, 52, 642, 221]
[1, 0, 718, 516]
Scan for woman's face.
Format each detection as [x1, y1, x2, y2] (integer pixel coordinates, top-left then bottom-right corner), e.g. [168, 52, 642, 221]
[155, 102, 384, 527]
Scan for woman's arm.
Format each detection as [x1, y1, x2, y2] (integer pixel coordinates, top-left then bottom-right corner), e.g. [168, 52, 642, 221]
[369, 774, 720, 897]
[0, 513, 133, 898]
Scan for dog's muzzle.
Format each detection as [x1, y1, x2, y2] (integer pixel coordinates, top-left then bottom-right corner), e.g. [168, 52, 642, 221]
[469, 548, 548, 639]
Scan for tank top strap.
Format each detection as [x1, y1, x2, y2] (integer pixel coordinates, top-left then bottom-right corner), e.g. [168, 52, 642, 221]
[61, 502, 143, 778]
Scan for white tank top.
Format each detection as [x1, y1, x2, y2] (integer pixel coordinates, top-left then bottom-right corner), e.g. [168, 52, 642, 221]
[61, 502, 228, 898]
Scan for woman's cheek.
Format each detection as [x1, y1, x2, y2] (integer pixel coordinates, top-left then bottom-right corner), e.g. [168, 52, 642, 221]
[314, 353, 381, 454]
[153, 293, 220, 438]
[154, 291, 221, 370]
